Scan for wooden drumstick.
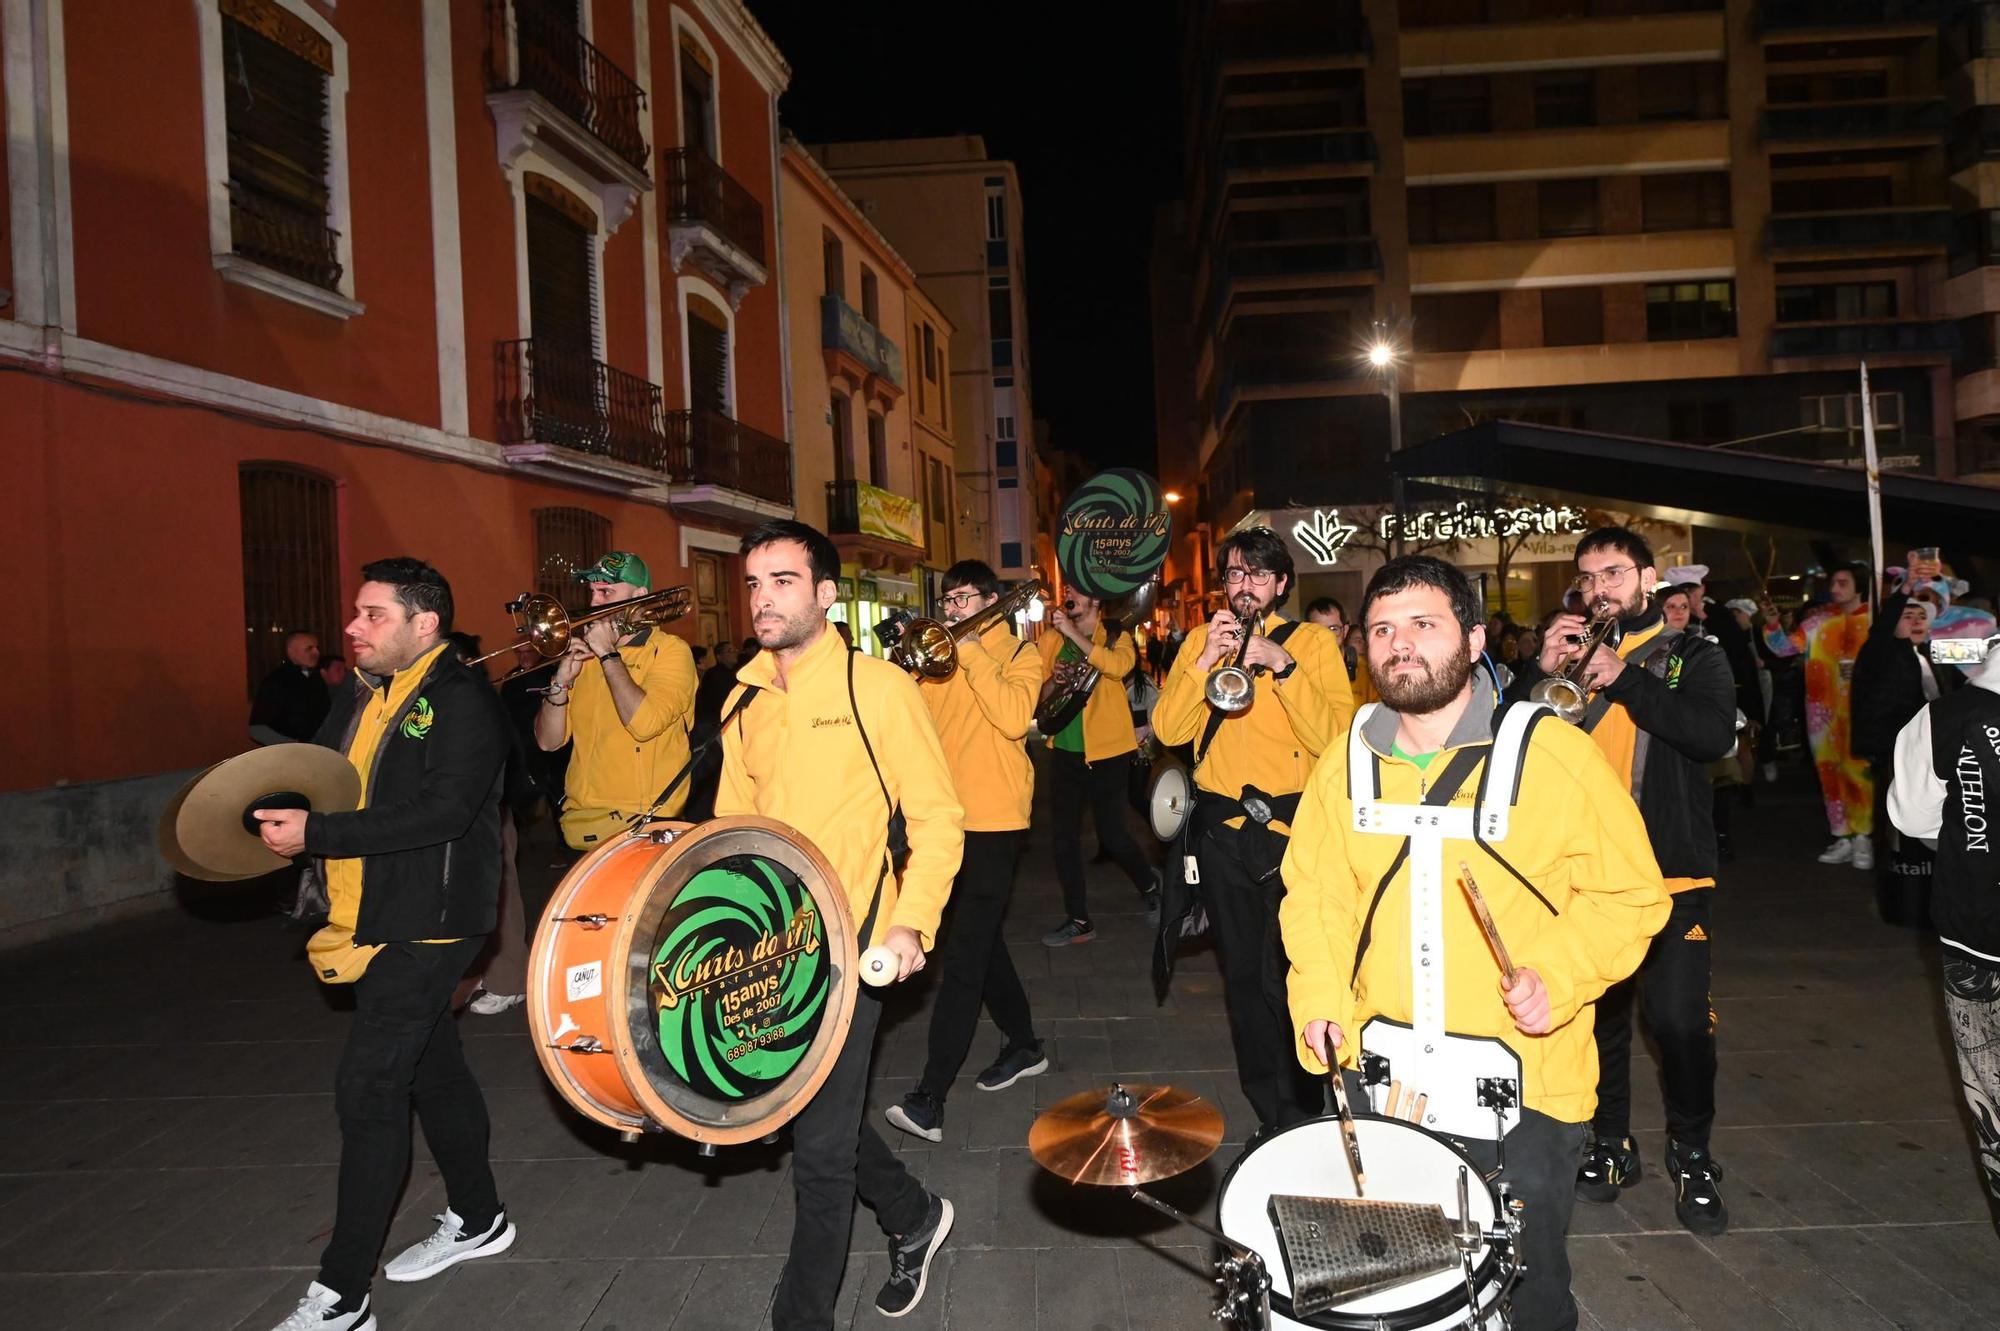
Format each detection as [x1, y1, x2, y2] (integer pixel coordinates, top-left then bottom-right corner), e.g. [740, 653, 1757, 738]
[1410, 1092, 1429, 1125]
[1384, 1079, 1403, 1119]
[1457, 861, 1518, 986]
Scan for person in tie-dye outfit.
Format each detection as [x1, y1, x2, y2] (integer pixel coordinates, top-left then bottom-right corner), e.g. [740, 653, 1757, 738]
[1763, 565, 1874, 868]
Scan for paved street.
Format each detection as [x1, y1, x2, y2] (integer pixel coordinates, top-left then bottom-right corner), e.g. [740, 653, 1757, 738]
[4, 754, 1997, 1331]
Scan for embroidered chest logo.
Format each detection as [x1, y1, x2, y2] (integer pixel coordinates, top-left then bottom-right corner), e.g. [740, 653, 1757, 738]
[400, 697, 436, 740]
[1664, 655, 1684, 689]
[810, 715, 854, 729]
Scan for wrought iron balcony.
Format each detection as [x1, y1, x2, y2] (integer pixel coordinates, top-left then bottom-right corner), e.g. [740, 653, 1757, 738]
[1760, 99, 1945, 143]
[1755, 0, 1945, 33]
[1765, 208, 1951, 253]
[820, 294, 904, 402]
[662, 147, 769, 305]
[1769, 320, 1959, 360]
[496, 339, 671, 473]
[666, 409, 791, 506]
[486, 0, 648, 173]
[227, 184, 342, 292]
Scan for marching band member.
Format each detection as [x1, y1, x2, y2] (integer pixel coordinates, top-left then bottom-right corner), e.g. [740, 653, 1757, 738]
[887, 561, 1050, 1143]
[1037, 589, 1159, 946]
[1154, 526, 1353, 1132]
[1283, 555, 1668, 1331]
[716, 520, 964, 1327]
[1510, 528, 1738, 1235]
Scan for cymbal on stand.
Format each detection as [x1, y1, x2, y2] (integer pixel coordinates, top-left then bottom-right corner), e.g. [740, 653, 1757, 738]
[159, 744, 360, 881]
[1028, 1082, 1225, 1187]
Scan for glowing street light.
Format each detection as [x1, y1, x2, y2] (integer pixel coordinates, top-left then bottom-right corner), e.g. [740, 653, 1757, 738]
[1164, 490, 1182, 503]
[1367, 341, 1394, 369]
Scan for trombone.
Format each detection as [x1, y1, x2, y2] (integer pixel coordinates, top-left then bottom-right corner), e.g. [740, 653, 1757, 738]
[468, 585, 693, 682]
[877, 577, 1049, 680]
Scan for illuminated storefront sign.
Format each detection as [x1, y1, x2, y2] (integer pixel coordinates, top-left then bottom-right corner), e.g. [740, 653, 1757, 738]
[1290, 509, 1358, 565]
[1285, 501, 1589, 566]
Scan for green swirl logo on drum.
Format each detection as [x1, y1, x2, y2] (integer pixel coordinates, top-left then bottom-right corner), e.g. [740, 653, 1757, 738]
[1057, 468, 1170, 601]
[647, 855, 830, 1103]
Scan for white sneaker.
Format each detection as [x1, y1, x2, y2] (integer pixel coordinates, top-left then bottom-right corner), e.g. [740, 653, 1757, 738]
[1817, 838, 1855, 865]
[270, 1282, 375, 1331]
[468, 990, 525, 1016]
[1851, 836, 1874, 871]
[1761, 762, 1778, 784]
[383, 1208, 515, 1283]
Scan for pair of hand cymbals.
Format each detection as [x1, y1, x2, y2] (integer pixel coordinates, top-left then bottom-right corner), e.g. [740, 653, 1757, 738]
[157, 744, 358, 881]
[1028, 1082, 1225, 1187]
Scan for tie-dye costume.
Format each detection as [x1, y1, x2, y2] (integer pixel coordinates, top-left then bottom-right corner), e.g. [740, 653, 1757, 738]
[1766, 603, 1873, 836]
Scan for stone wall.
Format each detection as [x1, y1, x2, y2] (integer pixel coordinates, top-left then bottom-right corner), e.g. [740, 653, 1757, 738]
[0, 769, 203, 948]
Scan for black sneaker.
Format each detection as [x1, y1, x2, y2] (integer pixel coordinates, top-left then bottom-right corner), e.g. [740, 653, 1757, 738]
[1042, 918, 1096, 947]
[884, 1091, 944, 1143]
[876, 1192, 954, 1317]
[1666, 1139, 1729, 1236]
[1576, 1134, 1641, 1203]
[975, 1043, 1049, 1092]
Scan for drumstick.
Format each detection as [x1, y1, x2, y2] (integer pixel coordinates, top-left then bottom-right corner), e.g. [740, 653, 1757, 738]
[1327, 1069, 1367, 1197]
[1384, 1079, 1403, 1119]
[1457, 861, 1518, 986]
[1410, 1092, 1428, 1125]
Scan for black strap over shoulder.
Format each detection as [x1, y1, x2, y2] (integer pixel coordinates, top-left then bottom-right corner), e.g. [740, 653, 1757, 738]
[1196, 619, 1304, 766]
[1349, 743, 1488, 984]
[634, 683, 760, 827]
[845, 649, 899, 938]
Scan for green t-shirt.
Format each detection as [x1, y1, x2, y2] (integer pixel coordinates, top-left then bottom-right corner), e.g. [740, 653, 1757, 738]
[1391, 741, 1438, 771]
[1051, 639, 1088, 752]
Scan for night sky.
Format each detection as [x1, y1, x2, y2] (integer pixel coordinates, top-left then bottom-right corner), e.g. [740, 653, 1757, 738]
[745, 2, 1182, 472]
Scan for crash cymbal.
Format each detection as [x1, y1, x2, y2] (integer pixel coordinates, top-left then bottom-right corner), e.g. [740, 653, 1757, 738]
[160, 744, 359, 881]
[1028, 1082, 1224, 1187]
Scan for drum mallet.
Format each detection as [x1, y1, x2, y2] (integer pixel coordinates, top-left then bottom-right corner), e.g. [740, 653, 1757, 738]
[859, 945, 899, 986]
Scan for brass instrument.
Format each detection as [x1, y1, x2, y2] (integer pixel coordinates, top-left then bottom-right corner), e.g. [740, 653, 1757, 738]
[1528, 576, 1623, 723]
[876, 578, 1050, 680]
[468, 585, 693, 682]
[1031, 577, 1160, 734]
[1203, 600, 1264, 713]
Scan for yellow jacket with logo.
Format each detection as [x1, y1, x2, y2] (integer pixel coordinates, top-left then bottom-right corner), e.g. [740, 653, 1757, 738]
[554, 629, 698, 847]
[921, 621, 1043, 832]
[1278, 682, 1669, 1124]
[719, 628, 965, 949]
[1037, 625, 1139, 763]
[1154, 614, 1355, 801]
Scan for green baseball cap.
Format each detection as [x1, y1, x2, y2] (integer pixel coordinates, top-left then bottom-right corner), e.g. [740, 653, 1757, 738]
[575, 551, 651, 589]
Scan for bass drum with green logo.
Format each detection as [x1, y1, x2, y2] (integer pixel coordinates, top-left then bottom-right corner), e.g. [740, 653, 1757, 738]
[527, 816, 858, 1146]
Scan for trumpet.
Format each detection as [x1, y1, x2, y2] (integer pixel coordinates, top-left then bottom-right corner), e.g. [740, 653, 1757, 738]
[877, 578, 1049, 680]
[1203, 600, 1263, 713]
[1528, 577, 1622, 723]
[468, 585, 693, 682]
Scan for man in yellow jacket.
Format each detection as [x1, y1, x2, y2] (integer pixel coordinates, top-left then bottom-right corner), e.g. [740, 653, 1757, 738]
[885, 560, 1049, 1145]
[1281, 555, 1668, 1331]
[1037, 588, 1159, 945]
[1154, 526, 1353, 1131]
[717, 520, 964, 1327]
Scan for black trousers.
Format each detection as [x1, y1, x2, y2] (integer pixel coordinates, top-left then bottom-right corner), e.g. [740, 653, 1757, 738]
[1049, 748, 1154, 922]
[917, 830, 1038, 1102]
[1198, 828, 1323, 1131]
[772, 989, 929, 1330]
[319, 936, 501, 1301]
[1592, 888, 1718, 1148]
[1457, 1109, 1589, 1331]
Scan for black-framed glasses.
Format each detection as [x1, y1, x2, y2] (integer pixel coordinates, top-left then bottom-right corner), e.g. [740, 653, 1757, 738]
[1223, 568, 1277, 588]
[940, 591, 981, 610]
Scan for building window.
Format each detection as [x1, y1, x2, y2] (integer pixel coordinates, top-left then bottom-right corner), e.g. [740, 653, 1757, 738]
[1533, 72, 1595, 129]
[1537, 179, 1600, 239]
[679, 40, 716, 158]
[239, 463, 340, 699]
[831, 390, 854, 482]
[997, 441, 1018, 469]
[207, 0, 355, 313]
[1413, 291, 1502, 353]
[823, 230, 845, 299]
[1776, 281, 1897, 323]
[1408, 184, 1497, 245]
[685, 292, 730, 414]
[1541, 286, 1604, 347]
[1001, 541, 1023, 568]
[1802, 392, 1902, 457]
[1645, 280, 1736, 340]
[534, 506, 612, 611]
[923, 324, 938, 381]
[867, 410, 888, 485]
[1773, 175, 1892, 214]
[860, 267, 880, 325]
[1642, 172, 1731, 232]
[986, 189, 1007, 266]
[996, 414, 1016, 441]
[1668, 401, 1734, 446]
[1403, 76, 1491, 137]
[1636, 62, 1726, 122]
[526, 176, 598, 353]
[989, 278, 1014, 369]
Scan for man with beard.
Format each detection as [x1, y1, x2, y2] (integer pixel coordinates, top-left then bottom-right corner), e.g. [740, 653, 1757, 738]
[1284, 555, 1667, 1331]
[716, 520, 964, 1326]
[1508, 527, 1737, 1236]
[1154, 526, 1353, 1133]
[885, 561, 1048, 1144]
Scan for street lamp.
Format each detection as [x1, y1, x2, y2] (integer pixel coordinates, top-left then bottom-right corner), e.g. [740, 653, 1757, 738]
[1164, 490, 1182, 503]
[1366, 308, 1413, 555]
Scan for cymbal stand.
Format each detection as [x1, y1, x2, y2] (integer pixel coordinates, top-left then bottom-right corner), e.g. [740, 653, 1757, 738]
[1125, 1188, 1271, 1330]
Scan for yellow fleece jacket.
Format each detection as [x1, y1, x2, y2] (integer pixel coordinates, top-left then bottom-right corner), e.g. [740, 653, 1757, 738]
[1037, 625, 1139, 762]
[1154, 614, 1355, 801]
[718, 628, 965, 950]
[554, 629, 699, 847]
[921, 621, 1043, 832]
[1279, 694, 1669, 1124]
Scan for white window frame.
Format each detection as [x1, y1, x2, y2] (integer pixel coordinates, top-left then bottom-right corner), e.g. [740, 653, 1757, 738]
[677, 271, 737, 416]
[196, 0, 362, 318]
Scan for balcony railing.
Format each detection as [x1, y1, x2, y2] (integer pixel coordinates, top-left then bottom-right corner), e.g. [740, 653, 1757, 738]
[1755, 0, 1945, 32]
[486, 0, 648, 174]
[1760, 99, 1945, 143]
[1769, 320, 1960, 359]
[1765, 208, 1951, 251]
[1214, 5, 1371, 60]
[496, 339, 671, 472]
[1222, 131, 1378, 173]
[821, 294, 904, 386]
[666, 409, 791, 505]
[227, 184, 342, 291]
[662, 147, 766, 266]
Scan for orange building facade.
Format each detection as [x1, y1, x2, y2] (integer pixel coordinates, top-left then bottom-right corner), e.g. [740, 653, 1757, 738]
[0, 0, 793, 939]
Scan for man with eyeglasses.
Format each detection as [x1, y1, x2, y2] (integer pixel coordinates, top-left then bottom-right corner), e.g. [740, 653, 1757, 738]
[1038, 588, 1159, 946]
[1508, 526, 1737, 1237]
[885, 561, 1050, 1144]
[1154, 526, 1354, 1134]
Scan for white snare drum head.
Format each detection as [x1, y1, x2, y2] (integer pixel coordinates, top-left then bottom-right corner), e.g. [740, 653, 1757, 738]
[1219, 1117, 1502, 1330]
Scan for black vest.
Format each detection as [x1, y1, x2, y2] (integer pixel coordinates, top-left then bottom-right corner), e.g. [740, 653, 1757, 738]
[1929, 686, 2000, 957]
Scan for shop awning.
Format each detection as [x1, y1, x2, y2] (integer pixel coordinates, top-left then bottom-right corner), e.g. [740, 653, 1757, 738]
[1391, 421, 2000, 550]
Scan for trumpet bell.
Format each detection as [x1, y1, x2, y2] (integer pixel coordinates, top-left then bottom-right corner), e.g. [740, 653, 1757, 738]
[1204, 664, 1256, 713]
[1527, 675, 1587, 723]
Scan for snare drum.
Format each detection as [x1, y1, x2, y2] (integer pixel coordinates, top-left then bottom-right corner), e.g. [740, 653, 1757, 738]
[526, 815, 858, 1147]
[1218, 1116, 1514, 1331]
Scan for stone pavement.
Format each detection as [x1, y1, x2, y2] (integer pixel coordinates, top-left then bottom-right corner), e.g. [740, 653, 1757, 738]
[3, 753, 1998, 1330]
